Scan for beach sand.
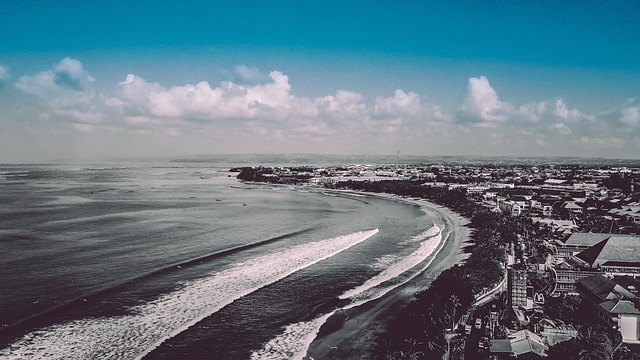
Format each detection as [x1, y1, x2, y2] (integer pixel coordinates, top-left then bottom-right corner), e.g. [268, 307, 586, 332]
[305, 194, 471, 360]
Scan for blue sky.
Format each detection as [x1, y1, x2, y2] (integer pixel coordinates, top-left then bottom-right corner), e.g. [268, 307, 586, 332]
[1, 0, 639, 161]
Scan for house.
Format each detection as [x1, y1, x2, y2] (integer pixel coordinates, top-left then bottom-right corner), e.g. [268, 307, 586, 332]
[498, 198, 524, 217]
[561, 201, 584, 214]
[609, 206, 640, 226]
[531, 218, 577, 237]
[575, 274, 640, 343]
[489, 330, 548, 358]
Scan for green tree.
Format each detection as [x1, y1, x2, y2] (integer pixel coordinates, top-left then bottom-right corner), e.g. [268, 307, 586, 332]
[614, 346, 640, 360]
[577, 325, 613, 360]
[545, 294, 582, 324]
[446, 294, 461, 330]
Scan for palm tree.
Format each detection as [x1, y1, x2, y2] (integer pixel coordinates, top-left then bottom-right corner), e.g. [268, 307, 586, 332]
[447, 294, 461, 330]
[577, 326, 613, 360]
[579, 349, 609, 360]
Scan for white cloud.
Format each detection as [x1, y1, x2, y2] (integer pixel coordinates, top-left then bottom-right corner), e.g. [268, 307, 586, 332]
[578, 136, 626, 148]
[553, 98, 585, 121]
[117, 71, 318, 120]
[234, 65, 264, 83]
[0, 65, 10, 80]
[5, 59, 640, 159]
[16, 57, 95, 107]
[374, 89, 421, 117]
[517, 101, 547, 123]
[550, 122, 572, 135]
[620, 106, 639, 127]
[315, 90, 368, 120]
[461, 76, 511, 122]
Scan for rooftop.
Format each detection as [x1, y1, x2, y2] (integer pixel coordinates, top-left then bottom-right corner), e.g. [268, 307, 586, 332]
[574, 234, 640, 268]
[490, 330, 548, 356]
[576, 275, 640, 315]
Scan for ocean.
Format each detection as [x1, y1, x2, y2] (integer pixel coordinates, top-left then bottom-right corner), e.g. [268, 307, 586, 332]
[0, 157, 451, 359]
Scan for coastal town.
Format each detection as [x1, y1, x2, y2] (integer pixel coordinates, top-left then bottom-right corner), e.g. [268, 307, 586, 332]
[233, 160, 640, 359]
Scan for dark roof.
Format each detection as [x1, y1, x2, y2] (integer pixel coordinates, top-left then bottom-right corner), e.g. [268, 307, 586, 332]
[574, 234, 640, 267]
[576, 274, 616, 300]
[602, 261, 640, 267]
[576, 275, 640, 315]
[610, 301, 640, 315]
[574, 239, 609, 265]
[564, 233, 611, 246]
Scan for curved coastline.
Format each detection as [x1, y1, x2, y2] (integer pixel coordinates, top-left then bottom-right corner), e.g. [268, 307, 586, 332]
[305, 190, 472, 360]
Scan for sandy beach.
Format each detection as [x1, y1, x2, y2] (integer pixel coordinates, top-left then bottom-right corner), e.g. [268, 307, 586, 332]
[305, 193, 472, 360]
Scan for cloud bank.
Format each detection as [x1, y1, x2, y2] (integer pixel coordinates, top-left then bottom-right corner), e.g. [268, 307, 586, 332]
[2, 57, 639, 160]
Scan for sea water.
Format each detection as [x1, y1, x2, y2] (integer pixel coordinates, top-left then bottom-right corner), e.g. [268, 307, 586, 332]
[0, 158, 448, 359]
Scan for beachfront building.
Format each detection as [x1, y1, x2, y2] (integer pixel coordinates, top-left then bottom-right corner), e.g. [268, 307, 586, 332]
[550, 267, 600, 295]
[575, 274, 640, 343]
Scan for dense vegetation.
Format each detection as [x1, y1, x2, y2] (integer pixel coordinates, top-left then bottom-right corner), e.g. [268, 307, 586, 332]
[235, 167, 312, 183]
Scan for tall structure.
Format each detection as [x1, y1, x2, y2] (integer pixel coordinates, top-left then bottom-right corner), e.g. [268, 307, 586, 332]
[508, 269, 528, 307]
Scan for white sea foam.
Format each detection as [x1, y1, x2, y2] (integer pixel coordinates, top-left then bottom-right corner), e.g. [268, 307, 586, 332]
[1, 229, 379, 360]
[401, 223, 440, 244]
[339, 224, 441, 300]
[250, 312, 335, 360]
[369, 254, 399, 271]
[251, 224, 448, 360]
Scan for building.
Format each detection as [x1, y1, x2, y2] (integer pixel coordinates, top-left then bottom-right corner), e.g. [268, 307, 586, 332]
[609, 206, 640, 226]
[508, 269, 528, 308]
[575, 274, 640, 343]
[498, 199, 524, 217]
[489, 330, 548, 358]
[550, 267, 600, 295]
[554, 233, 615, 259]
[531, 218, 577, 237]
[571, 234, 640, 278]
[537, 318, 578, 346]
[550, 233, 640, 295]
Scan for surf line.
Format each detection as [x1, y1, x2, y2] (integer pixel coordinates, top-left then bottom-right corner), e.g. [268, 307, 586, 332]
[339, 224, 441, 300]
[2, 229, 379, 360]
[0, 227, 318, 344]
[251, 224, 451, 360]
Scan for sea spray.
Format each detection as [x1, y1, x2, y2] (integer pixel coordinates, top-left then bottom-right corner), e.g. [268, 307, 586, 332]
[2, 229, 379, 360]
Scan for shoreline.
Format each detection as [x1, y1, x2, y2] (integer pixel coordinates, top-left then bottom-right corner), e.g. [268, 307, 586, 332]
[305, 190, 472, 360]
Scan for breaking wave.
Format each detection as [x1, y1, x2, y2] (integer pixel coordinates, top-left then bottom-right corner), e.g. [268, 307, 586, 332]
[1, 229, 379, 360]
[251, 224, 446, 360]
